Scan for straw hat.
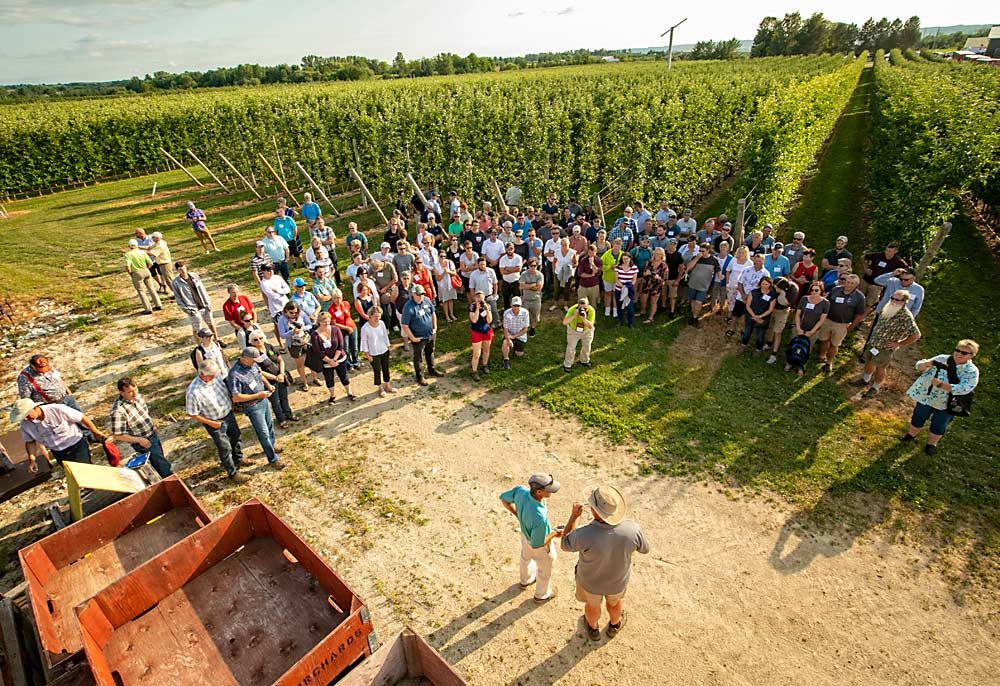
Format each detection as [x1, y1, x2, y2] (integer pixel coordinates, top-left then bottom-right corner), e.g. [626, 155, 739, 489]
[588, 486, 627, 525]
[9, 398, 40, 425]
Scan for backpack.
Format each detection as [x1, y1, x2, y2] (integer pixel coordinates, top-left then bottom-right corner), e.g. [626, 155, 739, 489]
[190, 344, 206, 370]
[786, 335, 811, 368]
[945, 356, 974, 417]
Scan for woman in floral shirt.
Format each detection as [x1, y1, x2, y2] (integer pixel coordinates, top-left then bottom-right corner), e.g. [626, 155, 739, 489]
[902, 339, 980, 455]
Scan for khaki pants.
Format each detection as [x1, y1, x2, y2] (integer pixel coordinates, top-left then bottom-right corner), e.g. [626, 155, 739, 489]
[767, 308, 791, 342]
[522, 299, 542, 327]
[130, 268, 162, 313]
[564, 326, 594, 368]
[861, 279, 883, 310]
[520, 534, 556, 600]
[577, 285, 601, 311]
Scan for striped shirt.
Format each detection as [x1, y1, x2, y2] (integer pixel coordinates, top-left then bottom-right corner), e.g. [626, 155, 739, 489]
[614, 264, 639, 289]
[185, 375, 233, 421]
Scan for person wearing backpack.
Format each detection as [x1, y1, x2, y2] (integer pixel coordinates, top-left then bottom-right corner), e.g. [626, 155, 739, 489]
[902, 340, 980, 455]
[191, 328, 227, 373]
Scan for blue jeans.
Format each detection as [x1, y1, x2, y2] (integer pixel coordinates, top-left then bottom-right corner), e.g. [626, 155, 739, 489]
[741, 318, 767, 350]
[909, 402, 954, 436]
[204, 411, 244, 477]
[345, 327, 360, 367]
[615, 287, 635, 328]
[268, 381, 294, 423]
[146, 433, 173, 477]
[51, 437, 91, 465]
[243, 400, 278, 464]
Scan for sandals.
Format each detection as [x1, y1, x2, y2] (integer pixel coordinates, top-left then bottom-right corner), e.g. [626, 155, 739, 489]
[279, 421, 290, 429]
[643, 319, 654, 324]
[347, 394, 357, 402]
[327, 397, 337, 404]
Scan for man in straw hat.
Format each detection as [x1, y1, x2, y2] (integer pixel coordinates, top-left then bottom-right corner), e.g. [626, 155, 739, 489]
[10, 398, 108, 473]
[561, 485, 649, 640]
[500, 474, 563, 603]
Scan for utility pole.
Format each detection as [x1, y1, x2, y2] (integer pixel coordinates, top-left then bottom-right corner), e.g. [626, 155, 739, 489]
[660, 17, 688, 70]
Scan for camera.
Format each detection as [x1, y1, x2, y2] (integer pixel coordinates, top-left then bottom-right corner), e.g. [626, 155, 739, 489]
[932, 360, 948, 370]
[291, 321, 303, 329]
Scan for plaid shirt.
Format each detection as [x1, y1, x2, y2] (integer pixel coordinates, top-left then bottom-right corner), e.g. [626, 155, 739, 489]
[185, 375, 233, 421]
[226, 362, 267, 409]
[608, 222, 635, 247]
[110, 394, 156, 449]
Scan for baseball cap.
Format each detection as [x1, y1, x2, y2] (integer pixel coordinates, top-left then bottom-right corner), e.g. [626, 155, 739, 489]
[763, 223, 774, 230]
[293, 277, 306, 287]
[503, 221, 513, 228]
[837, 235, 849, 243]
[380, 241, 391, 249]
[722, 222, 732, 229]
[412, 284, 425, 295]
[511, 296, 522, 306]
[528, 473, 561, 493]
[196, 328, 213, 339]
[773, 242, 785, 250]
[255, 240, 265, 247]
[240, 346, 258, 359]
[128, 239, 139, 248]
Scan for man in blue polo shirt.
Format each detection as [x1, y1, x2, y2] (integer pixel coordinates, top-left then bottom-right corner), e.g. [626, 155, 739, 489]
[301, 193, 322, 231]
[764, 242, 791, 279]
[500, 473, 563, 603]
[401, 285, 443, 386]
[227, 348, 285, 471]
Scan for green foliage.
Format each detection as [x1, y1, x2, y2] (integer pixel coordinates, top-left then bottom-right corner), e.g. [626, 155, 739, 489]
[751, 12, 861, 57]
[739, 55, 866, 227]
[0, 58, 848, 201]
[868, 53, 1000, 257]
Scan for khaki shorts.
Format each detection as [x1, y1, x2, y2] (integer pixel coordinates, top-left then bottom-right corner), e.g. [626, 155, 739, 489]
[818, 319, 849, 346]
[576, 582, 626, 606]
[767, 309, 791, 339]
[863, 347, 896, 368]
[666, 281, 679, 298]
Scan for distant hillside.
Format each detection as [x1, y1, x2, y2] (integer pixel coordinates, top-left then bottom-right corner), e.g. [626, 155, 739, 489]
[921, 24, 992, 36]
[629, 40, 753, 55]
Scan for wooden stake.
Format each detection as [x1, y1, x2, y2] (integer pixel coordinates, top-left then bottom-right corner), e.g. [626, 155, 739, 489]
[595, 193, 606, 227]
[159, 147, 204, 186]
[258, 153, 300, 206]
[915, 221, 951, 281]
[296, 161, 341, 216]
[272, 135, 287, 187]
[735, 198, 747, 247]
[150, 183, 157, 197]
[185, 149, 229, 192]
[350, 167, 389, 224]
[351, 139, 368, 207]
[219, 153, 262, 199]
[490, 178, 509, 214]
[405, 172, 430, 210]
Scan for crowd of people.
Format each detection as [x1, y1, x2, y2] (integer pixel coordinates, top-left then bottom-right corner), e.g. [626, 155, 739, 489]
[12, 185, 982, 487]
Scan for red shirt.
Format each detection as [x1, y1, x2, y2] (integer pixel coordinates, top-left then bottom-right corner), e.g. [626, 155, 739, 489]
[222, 295, 254, 325]
[412, 267, 436, 300]
[328, 300, 356, 332]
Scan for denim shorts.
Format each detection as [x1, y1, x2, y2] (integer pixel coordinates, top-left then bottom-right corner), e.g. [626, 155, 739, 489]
[909, 402, 954, 436]
[686, 288, 708, 302]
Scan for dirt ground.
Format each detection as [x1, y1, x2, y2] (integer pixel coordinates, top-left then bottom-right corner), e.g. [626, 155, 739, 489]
[1, 281, 998, 686]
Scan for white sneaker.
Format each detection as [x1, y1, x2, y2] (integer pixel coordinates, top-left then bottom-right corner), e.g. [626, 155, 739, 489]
[205, 250, 211, 254]
[766, 354, 777, 364]
[604, 307, 611, 316]
[548, 305, 557, 312]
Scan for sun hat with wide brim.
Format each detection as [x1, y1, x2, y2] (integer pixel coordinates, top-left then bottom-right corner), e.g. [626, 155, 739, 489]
[9, 398, 41, 424]
[588, 486, 627, 526]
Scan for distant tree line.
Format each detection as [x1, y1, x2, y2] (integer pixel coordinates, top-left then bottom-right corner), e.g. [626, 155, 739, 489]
[0, 49, 644, 101]
[752, 13, 922, 56]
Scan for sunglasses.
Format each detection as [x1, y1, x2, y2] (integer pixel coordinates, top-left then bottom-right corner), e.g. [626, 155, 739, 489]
[954, 349, 973, 356]
[890, 297, 906, 302]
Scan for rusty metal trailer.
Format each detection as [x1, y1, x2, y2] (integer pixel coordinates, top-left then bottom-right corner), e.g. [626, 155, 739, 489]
[75, 498, 376, 685]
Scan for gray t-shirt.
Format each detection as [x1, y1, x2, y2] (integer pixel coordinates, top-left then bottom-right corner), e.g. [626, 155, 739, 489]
[686, 256, 720, 292]
[797, 296, 830, 331]
[392, 253, 415, 278]
[518, 270, 544, 303]
[561, 519, 650, 595]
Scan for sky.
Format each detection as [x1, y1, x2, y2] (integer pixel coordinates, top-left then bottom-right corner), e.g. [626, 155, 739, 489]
[0, 0, 994, 84]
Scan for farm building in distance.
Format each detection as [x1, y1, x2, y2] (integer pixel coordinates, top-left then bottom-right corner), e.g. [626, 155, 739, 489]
[963, 37, 988, 54]
[989, 25, 1000, 57]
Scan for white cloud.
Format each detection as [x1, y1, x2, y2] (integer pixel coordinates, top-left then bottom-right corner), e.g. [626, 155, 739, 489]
[0, 0, 248, 26]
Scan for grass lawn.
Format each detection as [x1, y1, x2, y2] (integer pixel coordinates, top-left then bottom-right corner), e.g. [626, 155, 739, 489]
[2, 64, 996, 581]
